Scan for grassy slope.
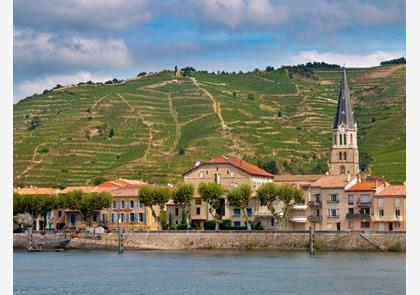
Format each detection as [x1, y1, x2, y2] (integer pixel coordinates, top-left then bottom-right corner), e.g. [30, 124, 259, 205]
[13, 66, 406, 186]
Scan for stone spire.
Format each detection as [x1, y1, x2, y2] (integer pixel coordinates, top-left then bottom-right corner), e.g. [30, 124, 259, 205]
[332, 68, 356, 129]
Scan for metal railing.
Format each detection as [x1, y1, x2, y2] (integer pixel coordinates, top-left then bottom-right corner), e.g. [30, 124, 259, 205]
[345, 213, 371, 219]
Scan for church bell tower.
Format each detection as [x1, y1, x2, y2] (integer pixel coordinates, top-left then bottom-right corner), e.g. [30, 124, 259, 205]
[329, 68, 359, 175]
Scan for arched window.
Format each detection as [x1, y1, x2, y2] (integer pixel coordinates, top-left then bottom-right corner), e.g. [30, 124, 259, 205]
[343, 152, 347, 160]
[350, 134, 353, 145]
[340, 165, 346, 175]
[339, 152, 342, 160]
[333, 134, 337, 145]
[343, 134, 347, 145]
[339, 134, 343, 145]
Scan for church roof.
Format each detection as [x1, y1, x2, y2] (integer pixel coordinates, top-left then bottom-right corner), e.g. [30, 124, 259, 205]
[332, 69, 356, 129]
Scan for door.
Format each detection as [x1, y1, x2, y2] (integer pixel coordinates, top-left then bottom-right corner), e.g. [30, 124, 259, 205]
[379, 223, 384, 231]
[70, 213, 76, 227]
[389, 223, 393, 231]
[336, 223, 341, 231]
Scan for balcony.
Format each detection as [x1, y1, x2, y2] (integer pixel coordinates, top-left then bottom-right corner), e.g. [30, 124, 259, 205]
[327, 215, 340, 219]
[291, 204, 308, 210]
[308, 201, 322, 207]
[346, 213, 371, 220]
[358, 200, 371, 207]
[289, 216, 307, 223]
[326, 200, 339, 204]
[308, 215, 322, 222]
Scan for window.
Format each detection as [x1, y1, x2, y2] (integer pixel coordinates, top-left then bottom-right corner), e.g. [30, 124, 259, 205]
[93, 213, 98, 222]
[348, 195, 354, 205]
[58, 210, 62, 218]
[199, 171, 204, 178]
[316, 209, 320, 217]
[130, 200, 135, 208]
[360, 208, 370, 215]
[112, 213, 117, 223]
[121, 200, 126, 209]
[233, 208, 241, 216]
[329, 194, 338, 202]
[394, 222, 401, 229]
[379, 209, 384, 217]
[196, 207, 201, 215]
[227, 170, 229, 175]
[102, 213, 108, 223]
[195, 199, 202, 205]
[130, 213, 135, 222]
[234, 221, 241, 227]
[348, 208, 354, 214]
[271, 218, 275, 227]
[394, 198, 401, 208]
[120, 213, 125, 223]
[343, 134, 347, 145]
[339, 152, 342, 160]
[139, 213, 144, 222]
[246, 208, 252, 217]
[378, 198, 384, 208]
[340, 165, 346, 175]
[175, 207, 179, 216]
[348, 221, 354, 229]
[113, 201, 117, 209]
[214, 173, 221, 183]
[333, 134, 337, 145]
[328, 209, 338, 217]
[339, 134, 343, 145]
[350, 134, 353, 145]
[343, 152, 347, 160]
[361, 221, 370, 229]
[395, 209, 401, 217]
[360, 195, 371, 204]
[315, 194, 321, 203]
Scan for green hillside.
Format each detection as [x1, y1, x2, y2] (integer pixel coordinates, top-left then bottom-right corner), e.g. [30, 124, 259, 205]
[13, 65, 406, 187]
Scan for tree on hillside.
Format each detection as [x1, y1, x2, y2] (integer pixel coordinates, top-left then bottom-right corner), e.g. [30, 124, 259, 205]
[226, 184, 252, 230]
[172, 183, 194, 228]
[198, 182, 223, 230]
[138, 186, 171, 230]
[109, 128, 115, 138]
[265, 66, 275, 72]
[257, 159, 278, 174]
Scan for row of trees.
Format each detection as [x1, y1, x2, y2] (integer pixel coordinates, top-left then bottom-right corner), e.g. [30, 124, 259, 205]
[13, 191, 112, 229]
[138, 182, 304, 231]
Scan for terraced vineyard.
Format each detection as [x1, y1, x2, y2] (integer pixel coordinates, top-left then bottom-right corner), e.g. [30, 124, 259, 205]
[13, 65, 406, 187]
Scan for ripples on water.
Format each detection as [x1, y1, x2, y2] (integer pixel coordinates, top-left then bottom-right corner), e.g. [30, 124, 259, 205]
[14, 250, 405, 295]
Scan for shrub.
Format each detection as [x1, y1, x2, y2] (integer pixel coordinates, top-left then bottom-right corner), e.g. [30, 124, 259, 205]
[277, 111, 282, 117]
[177, 223, 187, 230]
[251, 221, 264, 230]
[387, 241, 402, 252]
[28, 117, 41, 131]
[178, 147, 185, 155]
[220, 219, 232, 230]
[247, 93, 255, 100]
[109, 128, 115, 138]
[204, 220, 216, 230]
[38, 147, 49, 153]
[92, 176, 107, 185]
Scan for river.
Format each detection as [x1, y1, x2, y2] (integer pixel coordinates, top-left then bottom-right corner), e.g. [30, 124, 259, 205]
[14, 250, 405, 295]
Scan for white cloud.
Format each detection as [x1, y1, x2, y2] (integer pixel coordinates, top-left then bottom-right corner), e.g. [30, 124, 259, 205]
[285, 50, 406, 68]
[14, 72, 113, 102]
[14, 29, 131, 73]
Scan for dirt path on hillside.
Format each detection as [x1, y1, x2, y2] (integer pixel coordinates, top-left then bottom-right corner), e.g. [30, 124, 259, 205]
[364, 64, 405, 79]
[84, 95, 109, 118]
[14, 143, 45, 181]
[168, 93, 181, 160]
[190, 77, 229, 131]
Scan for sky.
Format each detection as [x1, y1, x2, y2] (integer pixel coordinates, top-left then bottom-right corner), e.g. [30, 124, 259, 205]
[13, 0, 406, 102]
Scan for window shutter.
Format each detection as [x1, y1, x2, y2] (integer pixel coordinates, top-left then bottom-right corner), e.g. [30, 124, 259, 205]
[134, 213, 138, 223]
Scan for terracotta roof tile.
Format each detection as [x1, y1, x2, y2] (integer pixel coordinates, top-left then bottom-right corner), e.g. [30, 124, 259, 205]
[13, 187, 61, 195]
[312, 175, 356, 188]
[274, 174, 323, 184]
[376, 185, 406, 196]
[60, 186, 116, 193]
[186, 156, 273, 177]
[346, 182, 378, 192]
[111, 184, 144, 197]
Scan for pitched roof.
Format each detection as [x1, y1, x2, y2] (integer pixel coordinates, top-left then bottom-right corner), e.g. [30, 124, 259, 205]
[98, 178, 144, 188]
[13, 187, 61, 195]
[60, 186, 116, 193]
[274, 174, 323, 183]
[346, 182, 377, 192]
[332, 69, 356, 129]
[312, 175, 355, 189]
[184, 156, 273, 177]
[376, 185, 406, 196]
[111, 184, 144, 197]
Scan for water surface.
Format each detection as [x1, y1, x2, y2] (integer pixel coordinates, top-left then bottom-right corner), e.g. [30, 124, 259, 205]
[14, 250, 405, 295]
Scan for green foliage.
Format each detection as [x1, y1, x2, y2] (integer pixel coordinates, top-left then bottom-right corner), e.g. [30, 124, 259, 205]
[178, 147, 185, 155]
[39, 147, 50, 153]
[92, 176, 107, 185]
[160, 210, 168, 229]
[220, 219, 232, 230]
[173, 183, 194, 209]
[257, 182, 278, 208]
[257, 159, 278, 174]
[226, 184, 252, 229]
[311, 156, 329, 174]
[380, 57, 405, 66]
[79, 192, 113, 224]
[387, 241, 403, 252]
[265, 66, 275, 72]
[360, 151, 373, 172]
[198, 182, 223, 221]
[204, 220, 216, 230]
[13, 193, 60, 219]
[138, 185, 171, 229]
[108, 128, 115, 138]
[28, 117, 41, 131]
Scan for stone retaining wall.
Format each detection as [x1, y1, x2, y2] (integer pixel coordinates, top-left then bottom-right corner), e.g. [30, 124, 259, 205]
[13, 231, 406, 251]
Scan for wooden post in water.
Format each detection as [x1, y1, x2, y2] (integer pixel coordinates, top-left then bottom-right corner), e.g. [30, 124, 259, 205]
[309, 224, 315, 255]
[117, 217, 123, 254]
[27, 227, 33, 251]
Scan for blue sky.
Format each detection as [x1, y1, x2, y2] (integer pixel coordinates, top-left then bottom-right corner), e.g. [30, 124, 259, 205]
[13, 0, 406, 102]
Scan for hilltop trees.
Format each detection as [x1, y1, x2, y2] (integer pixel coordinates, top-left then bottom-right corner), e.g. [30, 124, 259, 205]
[198, 182, 223, 230]
[226, 184, 252, 230]
[257, 183, 304, 230]
[172, 183, 194, 228]
[138, 186, 171, 230]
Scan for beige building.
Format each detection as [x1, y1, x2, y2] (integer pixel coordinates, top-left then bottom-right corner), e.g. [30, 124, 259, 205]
[372, 185, 406, 231]
[183, 155, 273, 229]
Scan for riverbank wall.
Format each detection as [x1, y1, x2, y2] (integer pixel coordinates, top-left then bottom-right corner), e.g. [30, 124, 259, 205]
[13, 231, 405, 251]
